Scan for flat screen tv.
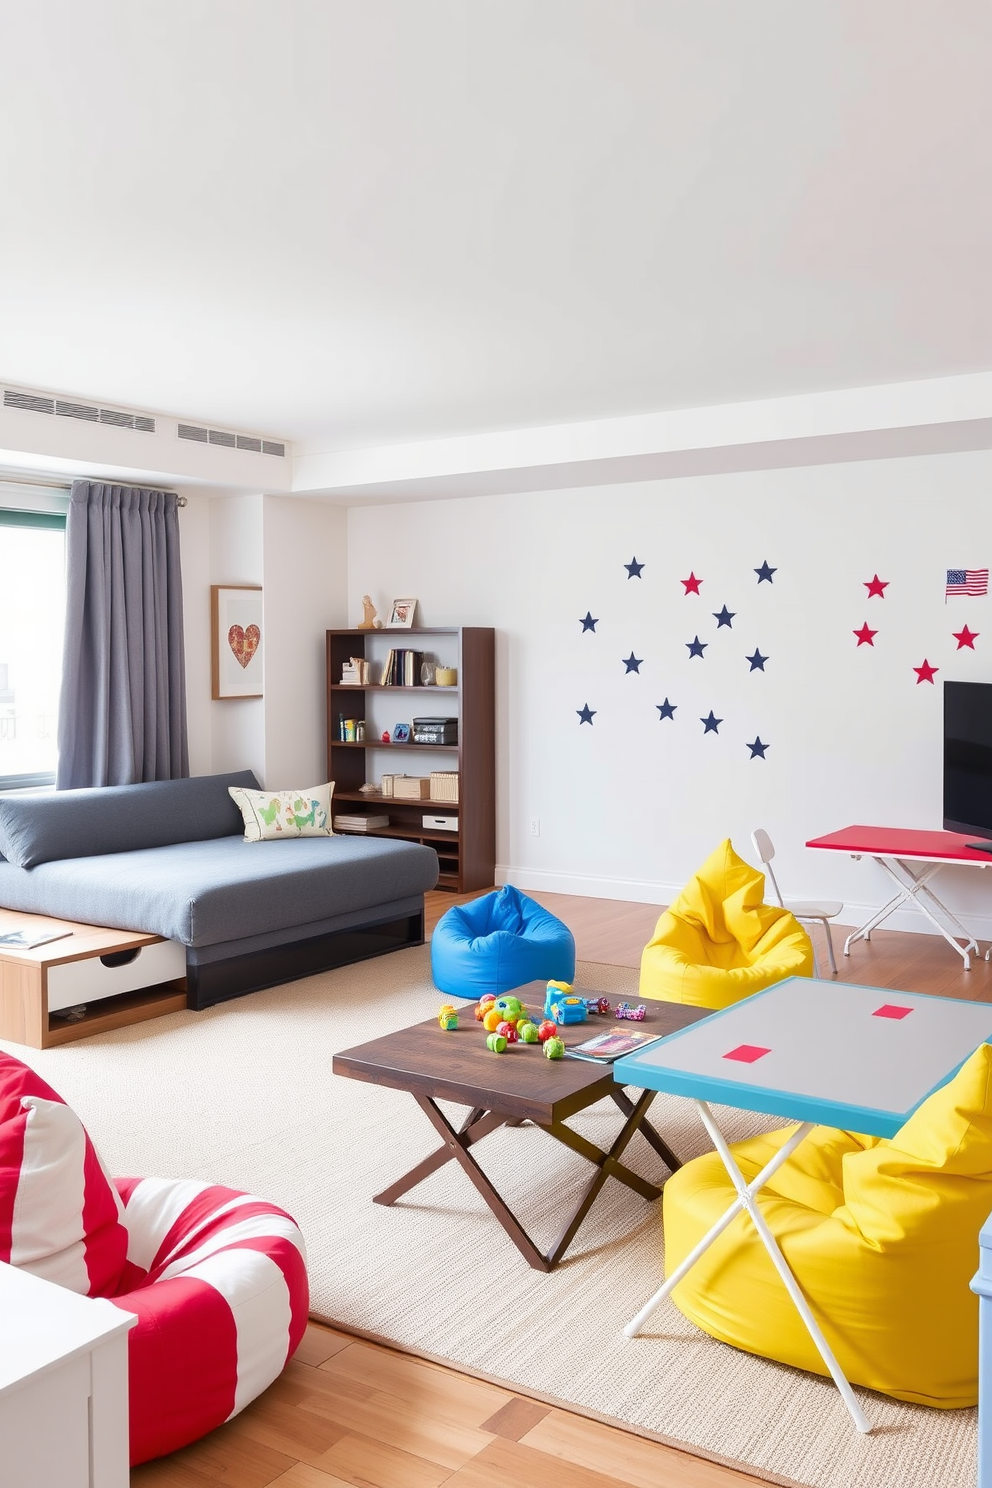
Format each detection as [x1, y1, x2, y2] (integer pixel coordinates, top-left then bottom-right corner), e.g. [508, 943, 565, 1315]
[943, 680, 992, 840]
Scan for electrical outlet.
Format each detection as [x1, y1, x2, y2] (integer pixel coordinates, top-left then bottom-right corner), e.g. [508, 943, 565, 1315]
[529, 817, 541, 837]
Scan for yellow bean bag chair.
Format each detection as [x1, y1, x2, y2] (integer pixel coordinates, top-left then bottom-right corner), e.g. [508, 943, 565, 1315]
[662, 1042, 992, 1407]
[640, 839, 814, 1009]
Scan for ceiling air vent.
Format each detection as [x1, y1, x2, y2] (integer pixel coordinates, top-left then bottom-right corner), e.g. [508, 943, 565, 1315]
[178, 422, 286, 456]
[55, 400, 99, 422]
[5, 390, 55, 415]
[4, 386, 155, 432]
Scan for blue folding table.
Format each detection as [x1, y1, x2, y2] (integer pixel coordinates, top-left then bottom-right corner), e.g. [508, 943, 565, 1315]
[615, 977, 992, 1432]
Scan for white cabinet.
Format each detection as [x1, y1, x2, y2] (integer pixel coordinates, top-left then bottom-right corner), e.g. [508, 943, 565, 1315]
[0, 1262, 135, 1488]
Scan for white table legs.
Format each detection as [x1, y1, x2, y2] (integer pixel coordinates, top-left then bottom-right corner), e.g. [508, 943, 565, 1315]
[624, 1100, 872, 1434]
[843, 856, 979, 969]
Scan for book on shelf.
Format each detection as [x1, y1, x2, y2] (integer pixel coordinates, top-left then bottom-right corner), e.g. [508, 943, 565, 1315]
[0, 928, 73, 950]
[381, 649, 424, 686]
[565, 1028, 663, 1063]
[332, 814, 390, 832]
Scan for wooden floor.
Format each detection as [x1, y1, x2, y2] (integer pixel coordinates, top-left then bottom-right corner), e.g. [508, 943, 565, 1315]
[132, 889, 992, 1488]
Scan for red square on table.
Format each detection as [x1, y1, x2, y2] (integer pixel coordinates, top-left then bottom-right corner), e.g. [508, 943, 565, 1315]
[873, 1004, 913, 1020]
[724, 1044, 771, 1064]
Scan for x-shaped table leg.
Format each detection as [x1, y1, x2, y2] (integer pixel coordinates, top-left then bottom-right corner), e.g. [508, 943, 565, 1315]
[844, 857, 978, 968]
[624, 1100, 872, 1434]
[374, 1087, 672, 1271]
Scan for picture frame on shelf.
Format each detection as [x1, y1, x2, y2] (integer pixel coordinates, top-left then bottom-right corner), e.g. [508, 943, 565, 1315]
[211, 585, 263, 699]
[391, 723, 411, 743]
[388, 597, 418, 628]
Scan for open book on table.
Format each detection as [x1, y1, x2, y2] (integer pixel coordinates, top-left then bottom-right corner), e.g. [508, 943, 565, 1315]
[565, 1027, 663, 1063]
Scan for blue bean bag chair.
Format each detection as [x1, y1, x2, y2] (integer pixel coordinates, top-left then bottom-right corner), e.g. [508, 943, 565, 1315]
[431, 885, 576, 998]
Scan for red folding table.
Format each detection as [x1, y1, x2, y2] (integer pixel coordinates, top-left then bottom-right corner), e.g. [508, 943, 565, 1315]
[806, 825, 992, 970]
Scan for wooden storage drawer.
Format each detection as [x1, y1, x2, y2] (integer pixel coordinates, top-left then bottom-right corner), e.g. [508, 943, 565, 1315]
[47, 940, 187, 1011]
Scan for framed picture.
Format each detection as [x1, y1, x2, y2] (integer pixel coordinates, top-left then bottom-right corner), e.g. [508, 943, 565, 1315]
[388, 597, 418, 628]
[211, 585, 263, 699]
[391, 723, 411, 743]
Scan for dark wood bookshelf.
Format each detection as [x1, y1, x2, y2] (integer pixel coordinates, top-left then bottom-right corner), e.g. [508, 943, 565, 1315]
[325, 627, 495, 893]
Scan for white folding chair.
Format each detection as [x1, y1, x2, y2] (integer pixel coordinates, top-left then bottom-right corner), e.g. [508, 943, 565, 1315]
[751, 828, 842, 976]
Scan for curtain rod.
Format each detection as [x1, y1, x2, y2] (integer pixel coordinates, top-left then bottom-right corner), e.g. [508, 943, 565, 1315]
[0, 472, 188, 506]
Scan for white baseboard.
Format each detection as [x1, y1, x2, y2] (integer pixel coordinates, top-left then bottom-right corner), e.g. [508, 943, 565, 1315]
[496, 866, 992, 949]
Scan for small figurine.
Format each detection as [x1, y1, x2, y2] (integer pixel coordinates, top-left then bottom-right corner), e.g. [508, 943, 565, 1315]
[486, 1032, 508, 1054]
[585, 997, 611, 1015]
[543, 1035, 566, 1060]
[381, 730, 391, 743]
[358, 595, 379, 630]
[496, 1020, 519, 1043]
[438, 1003, 458, 1030]
[615, 1002, 648, 1022]
[493, 994, 524, 1021]
[518, 1021, 539, 1043]
[537, 1019, 558, 1042]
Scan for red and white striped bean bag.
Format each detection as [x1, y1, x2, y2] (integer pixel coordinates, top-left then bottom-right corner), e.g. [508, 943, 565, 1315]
[0, 1052, 309, 1465]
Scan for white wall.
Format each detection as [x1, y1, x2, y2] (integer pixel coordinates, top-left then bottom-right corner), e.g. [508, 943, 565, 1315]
[348, 448, 992, 937]
[181, 491, 349, 786]
[261, 495, 348, 785]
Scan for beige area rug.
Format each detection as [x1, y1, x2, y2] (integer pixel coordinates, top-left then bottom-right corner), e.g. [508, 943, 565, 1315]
[2, 946, 977, 1488]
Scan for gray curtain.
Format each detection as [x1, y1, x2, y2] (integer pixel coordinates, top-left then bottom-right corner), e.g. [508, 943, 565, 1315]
[56, 481, 189, 788]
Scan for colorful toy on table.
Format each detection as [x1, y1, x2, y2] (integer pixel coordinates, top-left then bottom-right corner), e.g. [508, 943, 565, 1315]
[614, 1002, 647, 1021]
[492, 994, 526, 1024]
[486, 1032, 508, 1054]
[475, 994, 497, 1022]
[437, 1004, 459, 1030]
[482, 1007, 504, 1032]
[543, 1035, 566, 1060]
[536, 1019, 558, 1043]
[496, 1020, 519, 1043]
[518, 1021, 539, 1043]
[543, 980, 586, 1024]
[585, 996, 611, 1015]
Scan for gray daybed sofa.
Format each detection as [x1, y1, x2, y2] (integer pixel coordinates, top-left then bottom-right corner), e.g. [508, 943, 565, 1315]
[0, 771, 439, 1009]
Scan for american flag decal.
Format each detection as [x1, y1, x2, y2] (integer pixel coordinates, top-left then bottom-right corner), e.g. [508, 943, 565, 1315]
[946, 568, 989, 598]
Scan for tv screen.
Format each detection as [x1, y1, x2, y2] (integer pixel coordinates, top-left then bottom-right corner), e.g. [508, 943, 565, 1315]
[944, 681, 992, 840]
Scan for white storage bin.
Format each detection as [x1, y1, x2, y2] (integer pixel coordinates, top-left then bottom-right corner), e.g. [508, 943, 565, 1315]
[47, 940, 186, 1012]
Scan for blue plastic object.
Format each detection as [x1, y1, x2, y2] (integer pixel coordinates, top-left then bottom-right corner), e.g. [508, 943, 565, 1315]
[546, 995, 587, 1025]
[430, 884, 576, 999]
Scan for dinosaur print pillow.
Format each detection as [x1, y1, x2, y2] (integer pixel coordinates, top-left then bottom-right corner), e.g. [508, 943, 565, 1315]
[228, 782, 335, 841]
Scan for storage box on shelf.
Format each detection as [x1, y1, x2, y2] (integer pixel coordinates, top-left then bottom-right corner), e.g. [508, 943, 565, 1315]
[326, 626, 494, 892]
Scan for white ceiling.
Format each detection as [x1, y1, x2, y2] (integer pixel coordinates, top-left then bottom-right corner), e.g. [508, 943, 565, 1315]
[0, 0, 989, 455]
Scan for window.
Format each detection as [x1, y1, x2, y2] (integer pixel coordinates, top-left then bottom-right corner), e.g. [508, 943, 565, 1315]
[0, 506, 67, 790]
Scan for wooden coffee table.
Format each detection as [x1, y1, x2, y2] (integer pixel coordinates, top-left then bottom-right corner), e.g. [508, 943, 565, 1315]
[333, 983, 706, 1271]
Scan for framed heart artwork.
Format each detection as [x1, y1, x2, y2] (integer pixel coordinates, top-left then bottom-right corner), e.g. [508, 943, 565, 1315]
[211, 585, 264, 699]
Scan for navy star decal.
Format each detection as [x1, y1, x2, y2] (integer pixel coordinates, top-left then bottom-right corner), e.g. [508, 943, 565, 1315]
[701, 711, 722, 734]
[713, 605, 736, 628]
[577, 703, 596, 725]
[745, 648, 768, 671]
[580, 611, 599, 632]
[747, 737, 768, 758]
[754, 559, 777, 584]
[686, 636, 707, 659]
[623, 653, 643, 673]
[656, 698, 676, 721]
[624, 556, 645, 579]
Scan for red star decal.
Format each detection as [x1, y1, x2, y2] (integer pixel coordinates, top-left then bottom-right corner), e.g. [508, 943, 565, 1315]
[864, 574, 889, 598]
[853, 622, 877, 647]
[953, 625, 979, 650]
[681, 572, 702, 595]
[913, 659, 939, 684]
